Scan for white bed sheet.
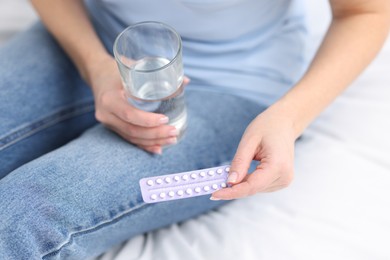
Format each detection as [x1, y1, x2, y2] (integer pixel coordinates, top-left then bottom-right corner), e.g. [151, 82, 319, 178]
[1, 1, 390, 260]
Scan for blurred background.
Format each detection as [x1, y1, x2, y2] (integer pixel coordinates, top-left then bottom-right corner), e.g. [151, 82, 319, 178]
[0, 0, 37, 45]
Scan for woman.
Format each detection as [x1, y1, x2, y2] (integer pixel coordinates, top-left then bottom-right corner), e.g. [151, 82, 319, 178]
[0, 0, 389, 259]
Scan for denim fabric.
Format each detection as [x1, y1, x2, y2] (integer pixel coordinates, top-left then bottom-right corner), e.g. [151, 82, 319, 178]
[0, 23, 97, 177]
[0, 23, 265, 259]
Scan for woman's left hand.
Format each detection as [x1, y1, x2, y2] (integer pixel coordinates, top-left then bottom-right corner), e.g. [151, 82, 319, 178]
[211, 106, 298, 200]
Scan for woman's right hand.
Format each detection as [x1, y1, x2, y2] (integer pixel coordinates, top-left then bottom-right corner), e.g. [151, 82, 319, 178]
[87, 55, 183, 154]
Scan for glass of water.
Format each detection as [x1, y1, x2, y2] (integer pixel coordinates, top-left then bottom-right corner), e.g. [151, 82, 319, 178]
[113, 21, 187, 140]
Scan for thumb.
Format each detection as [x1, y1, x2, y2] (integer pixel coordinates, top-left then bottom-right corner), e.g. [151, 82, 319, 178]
[228, 138, 257, 185]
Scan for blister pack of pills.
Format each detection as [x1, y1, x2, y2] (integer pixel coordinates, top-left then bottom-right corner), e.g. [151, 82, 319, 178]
[139, 165, 231, 203]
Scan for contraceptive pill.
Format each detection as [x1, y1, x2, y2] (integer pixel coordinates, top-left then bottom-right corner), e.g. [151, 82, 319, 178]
[139, 165, 231, 203]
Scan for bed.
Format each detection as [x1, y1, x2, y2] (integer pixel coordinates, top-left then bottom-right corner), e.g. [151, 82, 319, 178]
[1, 1, 390, 259]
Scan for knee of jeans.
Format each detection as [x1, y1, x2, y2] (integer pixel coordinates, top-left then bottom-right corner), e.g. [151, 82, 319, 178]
[0, 167, 68, 258]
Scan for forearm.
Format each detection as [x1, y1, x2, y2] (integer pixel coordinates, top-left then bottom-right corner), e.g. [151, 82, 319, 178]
[272, 2, 390, 138]
[30, 0, 111, 85]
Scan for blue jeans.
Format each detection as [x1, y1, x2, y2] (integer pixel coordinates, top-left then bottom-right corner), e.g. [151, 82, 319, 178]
[0, 23, 265, 259]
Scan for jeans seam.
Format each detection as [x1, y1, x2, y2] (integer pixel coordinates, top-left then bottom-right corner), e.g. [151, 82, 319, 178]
[0, 100, 95, 151]
[42, 202, 147, 259]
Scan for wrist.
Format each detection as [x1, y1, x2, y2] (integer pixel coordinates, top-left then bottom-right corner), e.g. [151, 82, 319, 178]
[81, 51, 113, 87]
[266, 97, 307, 140]
[84, 52, 116, 90]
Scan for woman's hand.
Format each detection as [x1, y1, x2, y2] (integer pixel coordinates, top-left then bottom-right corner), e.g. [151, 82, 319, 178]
[88, 55, 188, 154]
[210, 0, 390, 200]
[211, 106, 297, 200]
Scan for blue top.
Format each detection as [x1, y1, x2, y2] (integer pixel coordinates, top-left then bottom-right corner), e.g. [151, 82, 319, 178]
[85, 0, 308, 106]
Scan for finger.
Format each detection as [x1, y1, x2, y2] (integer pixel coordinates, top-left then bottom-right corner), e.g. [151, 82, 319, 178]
[138, 145, 162, 155]
[104, 123, 135, 144]
[106, 113, 178, 139]
[126, 123, 178, 139]
[103, 112, 178, 146]
[128, 125, 178, 139]
[108, 95, 169, 127]
[105, 123, 165, 154]
[211, 179, 252, 200]
[228, 135, 259, 185]
[129, 136, 178, 146]
[105, 117, 177, 146]
[211, 166, 277, 200]
[98, 111, 149, 144]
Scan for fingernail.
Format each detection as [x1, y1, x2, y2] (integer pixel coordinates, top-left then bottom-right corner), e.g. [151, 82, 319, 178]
[169, 128, 179, 136]
[167, 137, 177, 144]
[154, 147, 162, 155]
[227, 172, 238, 184]
[160, 116, 169, 124]
[210, 196, 221, 201]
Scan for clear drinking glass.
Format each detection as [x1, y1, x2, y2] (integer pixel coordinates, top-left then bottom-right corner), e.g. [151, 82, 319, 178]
[113, 21, 187, 139]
